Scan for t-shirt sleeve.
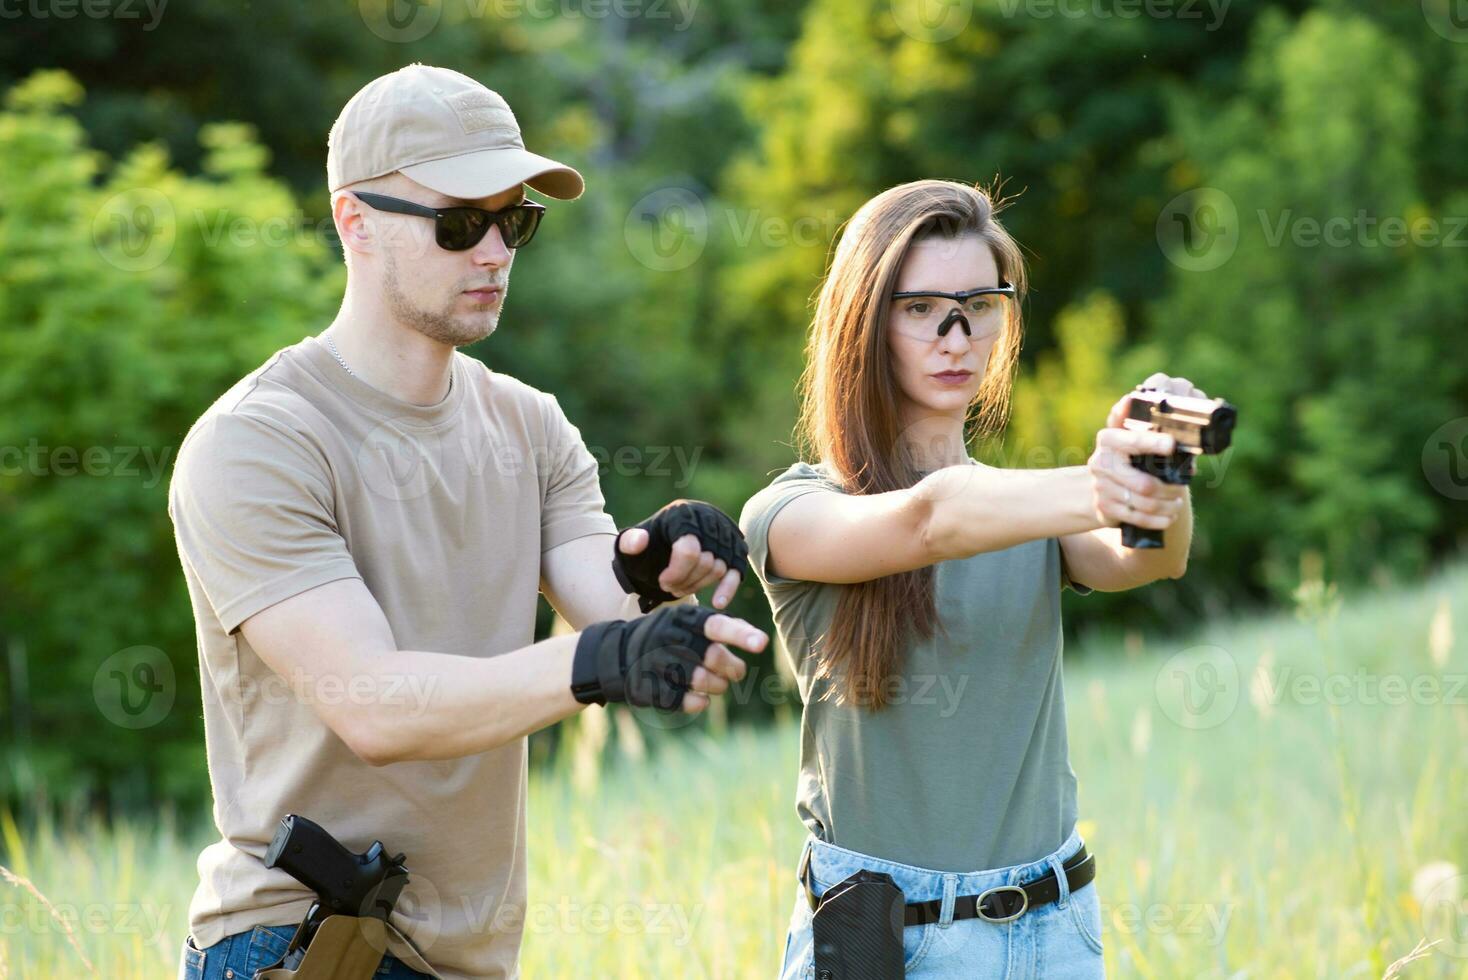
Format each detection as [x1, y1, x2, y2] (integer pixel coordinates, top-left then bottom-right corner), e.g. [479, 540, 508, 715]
[738, 470, 840, 589]
[168, 413, 363, 635]
[538, 393, 618, 553]
[1058, 538, 1095, 596]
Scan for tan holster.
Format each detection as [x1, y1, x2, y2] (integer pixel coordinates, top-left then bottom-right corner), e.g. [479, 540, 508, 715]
[255, 915, 389, 980]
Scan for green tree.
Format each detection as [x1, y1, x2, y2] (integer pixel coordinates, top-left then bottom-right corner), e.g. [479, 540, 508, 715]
[0, 70, 341, 812]
[1148, 10, 1468, 602]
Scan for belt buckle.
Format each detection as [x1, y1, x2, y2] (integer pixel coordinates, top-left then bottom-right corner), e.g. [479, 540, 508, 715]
[976, 884, 1029, 923]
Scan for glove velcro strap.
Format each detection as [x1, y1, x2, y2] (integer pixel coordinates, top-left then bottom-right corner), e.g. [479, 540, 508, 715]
[573, 606, 717, 712]
[571, 620, 627, 706]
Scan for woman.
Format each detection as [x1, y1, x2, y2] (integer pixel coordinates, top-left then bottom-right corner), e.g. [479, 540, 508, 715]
[739, 179, 1204, 978]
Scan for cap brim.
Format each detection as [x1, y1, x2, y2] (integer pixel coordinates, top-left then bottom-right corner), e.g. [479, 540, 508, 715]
[398, 147, 584, 201]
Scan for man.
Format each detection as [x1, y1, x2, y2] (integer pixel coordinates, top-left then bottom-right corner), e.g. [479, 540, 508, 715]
[168, 64, 767, 980]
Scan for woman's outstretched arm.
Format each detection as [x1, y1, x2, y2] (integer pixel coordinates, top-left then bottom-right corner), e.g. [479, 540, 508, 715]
[766, 427, 1185, 587]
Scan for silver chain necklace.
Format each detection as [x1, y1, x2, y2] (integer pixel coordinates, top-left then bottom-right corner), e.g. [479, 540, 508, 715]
[324, 333, 355, 377]
[324, 333, 452, 393]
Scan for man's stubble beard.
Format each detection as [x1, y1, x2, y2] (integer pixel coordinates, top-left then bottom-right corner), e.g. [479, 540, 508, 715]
[383, 248, 507, 347]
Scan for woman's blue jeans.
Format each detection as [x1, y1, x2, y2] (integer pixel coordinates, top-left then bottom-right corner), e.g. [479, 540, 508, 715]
[779, 827, 1105, 978]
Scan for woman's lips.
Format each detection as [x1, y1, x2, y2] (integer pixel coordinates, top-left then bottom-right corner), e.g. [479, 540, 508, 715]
[931, 371, 973, 385]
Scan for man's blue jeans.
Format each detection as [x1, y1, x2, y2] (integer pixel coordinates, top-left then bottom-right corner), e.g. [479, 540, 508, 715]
[177, 923, 434, 979]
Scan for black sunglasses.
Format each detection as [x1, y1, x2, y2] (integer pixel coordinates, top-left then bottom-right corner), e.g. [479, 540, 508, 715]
[351, 191, 546, 250]
[890, 283, 1017, 303]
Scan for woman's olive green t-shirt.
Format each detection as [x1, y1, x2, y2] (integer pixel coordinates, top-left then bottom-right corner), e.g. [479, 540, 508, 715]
[739, 460, 1093, 873]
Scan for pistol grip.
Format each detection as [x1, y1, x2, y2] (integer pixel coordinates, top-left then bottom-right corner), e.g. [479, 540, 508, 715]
[1121, 522, 1165, 549]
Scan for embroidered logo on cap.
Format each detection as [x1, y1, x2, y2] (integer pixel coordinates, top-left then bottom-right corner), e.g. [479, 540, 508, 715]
[446, 90, 521, 143]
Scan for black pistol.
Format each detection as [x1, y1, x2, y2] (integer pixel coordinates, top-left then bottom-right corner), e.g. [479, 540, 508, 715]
[1119, 385, 1237, 549]
[259, 813, 409, 973]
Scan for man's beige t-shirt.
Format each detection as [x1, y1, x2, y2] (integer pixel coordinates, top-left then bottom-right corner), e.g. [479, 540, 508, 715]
[167, 334, 617, 979]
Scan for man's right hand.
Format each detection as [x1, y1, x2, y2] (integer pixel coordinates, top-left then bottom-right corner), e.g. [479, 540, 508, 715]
[570, 604, 766, 713]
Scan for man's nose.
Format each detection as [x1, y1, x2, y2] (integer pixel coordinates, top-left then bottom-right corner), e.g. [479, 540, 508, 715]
[471, 224, 512, 267]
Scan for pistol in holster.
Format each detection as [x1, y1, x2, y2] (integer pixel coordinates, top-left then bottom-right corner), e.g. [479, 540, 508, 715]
[252, 813, 410, 980]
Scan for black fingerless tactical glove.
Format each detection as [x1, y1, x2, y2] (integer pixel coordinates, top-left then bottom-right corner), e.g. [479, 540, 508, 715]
[611, 499, 751, 613]
[570, 604, 717, 712]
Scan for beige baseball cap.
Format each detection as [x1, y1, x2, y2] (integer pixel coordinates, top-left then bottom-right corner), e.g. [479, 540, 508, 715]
[327, 63, 584, 200]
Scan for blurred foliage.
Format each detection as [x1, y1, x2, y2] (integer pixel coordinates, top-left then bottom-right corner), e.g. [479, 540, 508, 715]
[0, 70, 341, 811]
[0, 0, 1464, 814]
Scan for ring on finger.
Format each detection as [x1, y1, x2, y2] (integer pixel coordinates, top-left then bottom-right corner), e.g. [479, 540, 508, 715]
[1123, 488, 1132, 507]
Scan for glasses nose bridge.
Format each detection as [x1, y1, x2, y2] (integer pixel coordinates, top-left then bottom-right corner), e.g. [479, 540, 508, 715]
[935, 306, 975, 346]
[470, 221, 513, 265]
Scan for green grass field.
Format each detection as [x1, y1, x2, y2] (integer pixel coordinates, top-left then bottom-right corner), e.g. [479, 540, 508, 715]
[4, 559, 1468, 978]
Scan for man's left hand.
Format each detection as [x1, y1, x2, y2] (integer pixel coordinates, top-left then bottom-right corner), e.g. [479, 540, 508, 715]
[612, 500, 749, 612]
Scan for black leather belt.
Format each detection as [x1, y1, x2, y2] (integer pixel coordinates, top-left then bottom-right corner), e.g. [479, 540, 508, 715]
[801, 844, 1096, 926]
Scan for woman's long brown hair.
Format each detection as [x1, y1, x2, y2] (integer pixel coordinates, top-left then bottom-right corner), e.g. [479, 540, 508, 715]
[793, 179, 1028, 708]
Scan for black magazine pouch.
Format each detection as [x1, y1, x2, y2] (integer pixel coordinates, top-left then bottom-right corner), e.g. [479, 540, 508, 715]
[810, 869, 906, 979]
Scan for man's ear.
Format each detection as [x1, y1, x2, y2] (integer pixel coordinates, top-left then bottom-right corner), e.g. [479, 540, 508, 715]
[333, 191, 374, 259]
